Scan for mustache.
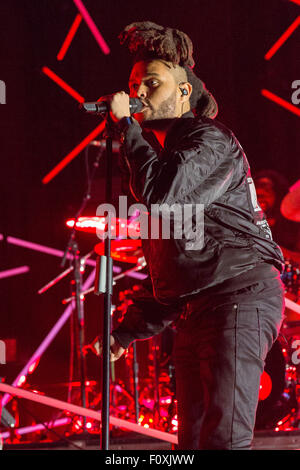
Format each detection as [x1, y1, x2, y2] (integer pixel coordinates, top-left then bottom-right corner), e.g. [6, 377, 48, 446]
[140, 98, 153, 110]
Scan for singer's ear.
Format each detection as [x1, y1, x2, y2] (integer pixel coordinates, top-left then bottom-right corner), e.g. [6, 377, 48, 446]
[179, 82, 192, 102]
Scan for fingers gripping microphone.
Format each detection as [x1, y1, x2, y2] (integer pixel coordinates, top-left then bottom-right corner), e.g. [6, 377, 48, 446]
[81, 98, 143, 115]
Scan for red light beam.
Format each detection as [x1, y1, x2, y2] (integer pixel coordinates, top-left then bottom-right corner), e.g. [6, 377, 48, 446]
[42, 120, 106, 184]
[265, 16, 300, 60]
[42, 66, 85, 103]
[73, 0, 110, 55]
[57, 13, 83, 61]
[290, 0, 300, 6]
[261, 88, 300, 117]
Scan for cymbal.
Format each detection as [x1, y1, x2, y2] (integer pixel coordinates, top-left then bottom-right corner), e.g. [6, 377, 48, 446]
[66, 216, 140, 235]
[94, 239, 143, 264]
[281, 185, 300, 222]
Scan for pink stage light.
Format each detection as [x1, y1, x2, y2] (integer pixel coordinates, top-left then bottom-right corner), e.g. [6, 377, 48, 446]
[0, 383, 178, 445]
[42, 120, 106, 184]
[6, 236, 96, 267]
[261, 88, 300, 117]
[1, 269, 96, 408]
[42, 66, 85, 103]
[57, 13, 83, 61]
[5, 235, 145, 279]
[0, 266, 30, 280]
[265, 16, 300, 60]
[0, 418, 71, 440]
[73, 0, 110, 55]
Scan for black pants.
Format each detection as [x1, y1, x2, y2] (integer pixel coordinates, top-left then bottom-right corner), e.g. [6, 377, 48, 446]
[174, 280, 285, 450]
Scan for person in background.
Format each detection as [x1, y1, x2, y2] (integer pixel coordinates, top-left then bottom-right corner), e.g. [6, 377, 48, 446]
[254, 170, 300, 254]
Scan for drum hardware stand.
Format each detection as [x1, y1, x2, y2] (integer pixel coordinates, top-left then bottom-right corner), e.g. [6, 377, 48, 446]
[151, 336, 161, 424]
[62, 258, 146, 305]
[132, 342, 140, 423]
[69, 239, 88, 420]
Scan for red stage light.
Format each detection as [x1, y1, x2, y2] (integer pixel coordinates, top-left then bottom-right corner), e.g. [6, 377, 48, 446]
[57, 14, 83, 61]
[261, 89, 300, 117]
[66, 216, 106, 232]
[259, 371, 272, 401]
[42, 66, 85, 103]
[42, 120, 106, 184]
[265, 16, 300, 60]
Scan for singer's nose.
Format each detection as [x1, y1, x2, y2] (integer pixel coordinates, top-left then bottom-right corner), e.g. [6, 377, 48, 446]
[137, 84, 147, 99]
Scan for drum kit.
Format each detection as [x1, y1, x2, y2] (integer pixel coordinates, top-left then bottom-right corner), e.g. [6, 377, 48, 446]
[33, 183, 300, 436]
[62, 217, 178, 434]
[256, 184, 300, 430]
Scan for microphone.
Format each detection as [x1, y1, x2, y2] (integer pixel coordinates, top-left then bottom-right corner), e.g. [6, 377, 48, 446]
[81, 98, 143, 115]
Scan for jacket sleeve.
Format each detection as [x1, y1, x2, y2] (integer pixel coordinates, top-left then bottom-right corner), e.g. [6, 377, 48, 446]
[111, 277, 183, 349]
[120, 118, 234, 207]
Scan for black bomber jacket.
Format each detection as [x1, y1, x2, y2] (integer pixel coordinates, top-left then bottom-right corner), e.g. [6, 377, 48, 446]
[112, 112, 284, 348]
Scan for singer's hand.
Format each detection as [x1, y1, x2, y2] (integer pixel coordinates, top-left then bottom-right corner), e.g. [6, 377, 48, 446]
[109, 91, 131, 122]
[85, 334, 125, 362]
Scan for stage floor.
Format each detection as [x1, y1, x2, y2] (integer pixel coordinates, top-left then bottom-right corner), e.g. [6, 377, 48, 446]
[2, 430, 300, 451]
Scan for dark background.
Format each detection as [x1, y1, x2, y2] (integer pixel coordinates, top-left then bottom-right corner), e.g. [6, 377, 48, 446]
[0, 0, 299, 403]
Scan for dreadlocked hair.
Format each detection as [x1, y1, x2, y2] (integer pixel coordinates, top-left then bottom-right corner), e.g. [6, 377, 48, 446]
[119, 21, 218, 119]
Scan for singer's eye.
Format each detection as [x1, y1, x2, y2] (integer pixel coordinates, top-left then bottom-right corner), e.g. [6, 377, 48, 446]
[147, 79, 159, 88]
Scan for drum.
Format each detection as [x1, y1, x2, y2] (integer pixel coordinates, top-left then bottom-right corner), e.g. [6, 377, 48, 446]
[255, 338, 298, 430]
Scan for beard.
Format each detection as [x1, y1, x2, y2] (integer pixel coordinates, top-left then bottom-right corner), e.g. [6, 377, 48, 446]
[140, 90, 177, 122]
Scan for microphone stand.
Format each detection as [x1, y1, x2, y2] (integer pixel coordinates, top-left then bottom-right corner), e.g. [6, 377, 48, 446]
[80, 100, 143, 449]
[93, 114, 114, 450]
